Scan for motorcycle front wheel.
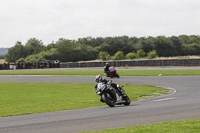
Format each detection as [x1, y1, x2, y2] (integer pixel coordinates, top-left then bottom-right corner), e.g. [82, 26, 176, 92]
[115, 73, 120, 78]
[123, 95, 131, 106]
[102, 92, 116, 107]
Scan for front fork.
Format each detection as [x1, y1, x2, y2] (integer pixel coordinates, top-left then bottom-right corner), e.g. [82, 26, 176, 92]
[117, 85, 125, 95]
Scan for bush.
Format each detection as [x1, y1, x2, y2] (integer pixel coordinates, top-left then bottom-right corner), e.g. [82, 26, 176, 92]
[137, 49, 146, 58]
[25, 54, 45, 62]
[98, 51, 110, 60]
[147, 50, 158, 59]
[29, 58, 38, 63]
[126, 52, 137, 59]
[16, 58, 25, 63]
[111, 51, 125, 60]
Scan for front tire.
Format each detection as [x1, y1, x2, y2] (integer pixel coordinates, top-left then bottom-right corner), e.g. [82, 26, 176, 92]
[102, 92, 116, 107]
[123, 95, 131, 106]
[116, 73, 120, 78]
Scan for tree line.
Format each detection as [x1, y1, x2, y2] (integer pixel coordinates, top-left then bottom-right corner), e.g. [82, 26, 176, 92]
[5, 35, 200, 63]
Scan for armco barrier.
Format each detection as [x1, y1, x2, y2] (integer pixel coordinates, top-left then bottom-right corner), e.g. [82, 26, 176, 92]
[1, 59, 200, 70]
[59, 59, 200, 68]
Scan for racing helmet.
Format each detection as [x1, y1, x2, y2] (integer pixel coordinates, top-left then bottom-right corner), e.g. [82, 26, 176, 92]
[95, 75, 103, 83]
[106, 63, 109, 67]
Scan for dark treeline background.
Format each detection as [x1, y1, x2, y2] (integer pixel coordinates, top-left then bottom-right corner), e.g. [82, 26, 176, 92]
[5, 35, 200, 63]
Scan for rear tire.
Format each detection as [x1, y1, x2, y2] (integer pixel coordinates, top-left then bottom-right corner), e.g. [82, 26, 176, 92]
[102, 93, 116, 107]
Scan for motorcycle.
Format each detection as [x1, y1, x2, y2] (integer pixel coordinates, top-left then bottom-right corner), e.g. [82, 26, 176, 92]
[96, 80, 130, 107]
[106, 67, 120, 78]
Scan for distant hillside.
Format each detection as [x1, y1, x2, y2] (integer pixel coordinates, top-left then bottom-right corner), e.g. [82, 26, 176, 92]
[0, 48, 8, 54]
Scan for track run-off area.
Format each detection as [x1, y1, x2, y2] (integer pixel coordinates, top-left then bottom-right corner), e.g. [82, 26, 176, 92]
[0, 67, 200, 133]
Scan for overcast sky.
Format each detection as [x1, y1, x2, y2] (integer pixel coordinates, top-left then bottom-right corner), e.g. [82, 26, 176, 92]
[0, 0, 200, 48]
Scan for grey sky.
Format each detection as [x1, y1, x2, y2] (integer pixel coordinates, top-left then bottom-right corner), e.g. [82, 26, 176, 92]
[0, 0, 200, 48]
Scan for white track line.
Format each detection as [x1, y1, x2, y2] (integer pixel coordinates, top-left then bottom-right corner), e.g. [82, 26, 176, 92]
[167, 87, 177, 95]
[152, 86, 177, 102]
[156, 86, 177, 95]
[153, 97, 176, 102]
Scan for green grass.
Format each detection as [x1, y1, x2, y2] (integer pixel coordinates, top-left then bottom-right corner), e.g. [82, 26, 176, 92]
[81, 118, 200, 133]
[1, 69, 200, 76]
[0, 82, 166, 117]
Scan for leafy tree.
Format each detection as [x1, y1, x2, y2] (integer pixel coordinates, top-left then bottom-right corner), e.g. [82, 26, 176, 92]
[78, 36, 104, 47]
[132, 43, 143, 51]
[154, 36, 174, 56]
[5, 35, 200, 63]
[140, 37, 155, 53]
[103, 36, 133, 55]
[45, 42, 57, 51]
[5, 42, 26, 63]
[182, 43, 200, 55]
[170, 36, 183, 56]
[95, 43, 110, 53]
[56, 38, 97, 62]
[179, 35, 191, 44]
[25, 38, 45, 55]
[56, 38, 79, 62]
[78, 44, 97, 61]
[187, 35, 200, 44]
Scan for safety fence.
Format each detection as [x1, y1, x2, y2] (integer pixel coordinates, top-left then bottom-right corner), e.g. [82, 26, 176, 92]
[59, 59, 200, 68]
[1, 59, 200, 70]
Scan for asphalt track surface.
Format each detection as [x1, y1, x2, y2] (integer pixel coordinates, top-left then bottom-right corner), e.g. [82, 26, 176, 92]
[0, 69, 200, 132]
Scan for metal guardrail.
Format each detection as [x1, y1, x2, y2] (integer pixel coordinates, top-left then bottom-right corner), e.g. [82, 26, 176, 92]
[59, 59, 200, 68]
[1, 59, 200, 70]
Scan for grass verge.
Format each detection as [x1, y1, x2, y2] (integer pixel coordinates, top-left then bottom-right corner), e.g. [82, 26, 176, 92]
[0, 82, 167, 117]
[1, 69, 200, 76]
[81, 118, 200, 133]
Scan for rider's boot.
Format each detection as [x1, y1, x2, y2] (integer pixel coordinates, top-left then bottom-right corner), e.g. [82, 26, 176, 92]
[100, 97, 104, 103]
[105, 72, 108, 77]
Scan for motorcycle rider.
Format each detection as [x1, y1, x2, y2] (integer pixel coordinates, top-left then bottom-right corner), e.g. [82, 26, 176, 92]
[104, 63, 110, 77]
[94, 75, 125, 102]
